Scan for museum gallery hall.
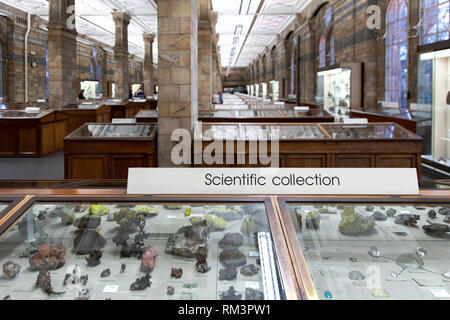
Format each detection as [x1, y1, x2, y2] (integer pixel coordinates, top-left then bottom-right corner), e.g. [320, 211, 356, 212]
[0, 0, 447, 301]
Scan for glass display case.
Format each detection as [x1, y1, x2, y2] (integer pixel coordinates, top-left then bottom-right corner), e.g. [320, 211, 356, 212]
[418, 49, 450, 172]
[71, 124, 154, 138]
[0, 110, 51, 119]
[0, 195, 293, 300]
[322, 123, 417, 139]
[278, 196, 450, 300]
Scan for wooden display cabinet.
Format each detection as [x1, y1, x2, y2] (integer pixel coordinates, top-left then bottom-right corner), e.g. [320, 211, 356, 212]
[0, 110, 68, 157]
[64, 123, 158, 179]
[61, 104, 111, 134]
[125, 99, 153, 118]
[193, 122, 423, 177]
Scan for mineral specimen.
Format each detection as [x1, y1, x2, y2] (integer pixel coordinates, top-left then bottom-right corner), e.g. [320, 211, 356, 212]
[416, 247, 428, 257]
[120, 263, 126, 273]
[371, 288, 390, 298]
[20, 231, 56, 258]
[183, 283, 198, 289]
[208, 208, 244, 221]
[240, 215, 267, 236]
[164, 205, 182, 210]
[240, 264, 259, 276]
[245, 288, 264, 300]
[56, 208, 75, 225]
[368, 246, 381, 258]
[171, 267, 183, 279]
[130, 274, 151, 291]
[324, 291, 332, 299]
[442, 271, 450, 279]
[196, 247, 211, 273]
[218, 233, 244, 249]
[219, 249, 247, 268]
[74, 205, 89, 213]
[29, 242, 66, 271]
[422, 222, 450, 236]
[36, 268, 65, 295]
[73, 215, 101, 229]
[100, 268, 111, 278]
[165, 226, 209, 259]
[372, 212, 387, 221]
[80, 275, 88, 286]
[366, 206, 375, 212]
[167, 286, 175, 295]
[438, 207, 450, 216]
[141, 246, 157, 273]
[76, 288, 90, 300]
[190, 215, 227, 231]
[348, 257, 358, 263]
[2, 261, 21, 279]
[428, 210, 437, 219]
[63, 273, 71, 286]
[338, 210, 376, 235]
[73, 230, 106, 255]
[348, 271, 365, 281]
[3, 295, 11, 300]
[85, 250, 102, 267]
[394, 214, 420, 227]
[219, 267, 237, 280]
[305, 211, 320, 230]
[89, 205, 110, 216]
[220, 286, 242, 300]
[136, 206, 159, 217]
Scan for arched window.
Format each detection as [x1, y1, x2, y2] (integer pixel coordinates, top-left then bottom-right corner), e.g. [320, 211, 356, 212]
[386, 0, 408, 108]
[329, 32, 335, 65]
[319, 35, 326, 68]
[420, 0, 449, 45]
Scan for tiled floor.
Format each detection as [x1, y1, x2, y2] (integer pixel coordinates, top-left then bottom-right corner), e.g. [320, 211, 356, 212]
[0, 151, 64, 180]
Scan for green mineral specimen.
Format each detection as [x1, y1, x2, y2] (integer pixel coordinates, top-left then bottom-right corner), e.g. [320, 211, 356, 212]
[109, 208, 145, 226]
[342, 207, 356, 216]
[89, 205, 110, 216]
[338, 211, 375, 235]
[190, 215, 227, 231]
[136, 206, 159, 217]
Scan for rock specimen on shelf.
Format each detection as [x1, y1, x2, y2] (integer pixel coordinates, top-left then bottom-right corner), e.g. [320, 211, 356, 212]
[36, 268, 65, 296]
[422, 222, 450, 236]
[207, 207, 244, 221]
[2, 261, 21, 279]
[75, 288, 90, 300]
[85, 250, 102, 267]
[305, 211, 320, 230]
[165, 226, 209, 259]
[141, 246, 157, 273]
[196, 247, 211, 273]
[218, 233, 244, 249]
[372, 212, 387, 221]
[348, 271, 365, 281]
[220, 286, 242, 300]
[20, 231, 57, 258]
[428, 210, 437, 219]
[240, 264, 259, 276]
[73, 215, 101, 229]
[3, 295, 11, 300]
[371, 288, 390, 298]
[130, 274, 152, 291]
[348, 257, 358, 263]
[136, 206, 159, 218]
[164, 205, 182, 210]
[245, 288, 264, 300]
[394, 214, 420, 227]
[80, 275, 88, 286]
[171, 267, 183, 279]
[219, 267, 237, 281]
[89, 204, 110, 216]
[120, 263, 126, 273]
[29, 242, 66, 271]
[100, 268, 111, 278]
[73, 230, 107, 255]
[53, 207, 75, 225]
[365, 206, 375, 212]
[338, 208, 376, 235]
[240, 214, 267, 236]
[219, 249, 247, 268]
[108, 207, 145, 231]
[190, 215, 227, 231]
[166, 286, 175, 295]
[63, 273, 71, 286]
[438, 207, 450, 216]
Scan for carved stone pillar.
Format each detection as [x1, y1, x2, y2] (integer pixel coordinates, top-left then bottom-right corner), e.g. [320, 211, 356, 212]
[143, 33, 155, 96]
[112, 12, 130, 102]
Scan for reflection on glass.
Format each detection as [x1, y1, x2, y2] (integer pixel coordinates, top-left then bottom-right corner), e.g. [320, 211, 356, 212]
[287, 202, 450, 300]
[324, 124, 415, 139]
[202, 125, 239, 140]
[0, 201, 283, 300]
[74, 124, 154, 138]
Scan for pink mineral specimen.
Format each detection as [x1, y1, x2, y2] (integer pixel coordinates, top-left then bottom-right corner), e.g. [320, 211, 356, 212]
[140, 246, 157, 273]
[29, 242, 66, 271]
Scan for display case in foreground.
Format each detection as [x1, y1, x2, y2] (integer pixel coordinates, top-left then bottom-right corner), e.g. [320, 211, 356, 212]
[0, 195, 297, 300]
[277, 195, 450, 300]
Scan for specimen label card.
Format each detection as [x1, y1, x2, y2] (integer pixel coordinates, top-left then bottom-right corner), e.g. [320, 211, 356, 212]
[127, 168, 419, 195]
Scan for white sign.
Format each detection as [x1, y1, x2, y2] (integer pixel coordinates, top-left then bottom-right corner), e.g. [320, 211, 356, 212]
[127, 168, 419, 195]
[112, 118, 136, 124]
[344, 118, 368, 124]
[25, 107, 40, 113]
[294, 106, 310, 111]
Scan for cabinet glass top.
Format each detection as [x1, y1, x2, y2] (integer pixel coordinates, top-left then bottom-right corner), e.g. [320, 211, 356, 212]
[0, 201, 283, 300]
[73, 124, 154, 138]
[286, 202, 450, 300]
[0, 111, 48, 118]
[323, 124, 417, 139]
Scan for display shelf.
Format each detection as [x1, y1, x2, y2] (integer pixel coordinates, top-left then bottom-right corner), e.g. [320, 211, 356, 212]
[277, 195, 450, 300]
[0, 195, 297, 300]
[61, 104, 111, 134]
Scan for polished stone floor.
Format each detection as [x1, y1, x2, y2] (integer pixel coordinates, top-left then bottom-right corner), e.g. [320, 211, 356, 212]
[0, 151, 64, 180]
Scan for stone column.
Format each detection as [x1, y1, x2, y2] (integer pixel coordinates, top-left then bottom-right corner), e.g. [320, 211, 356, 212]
[158, 0, 198, 167]
[197, 2, 213, 110]
[48, 0, 77, 109]
[143, 33, 155, 96]
[112, 12, 130, 102]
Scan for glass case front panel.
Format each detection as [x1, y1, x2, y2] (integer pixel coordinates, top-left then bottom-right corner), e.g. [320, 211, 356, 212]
[74, 124, 154, 138]
[0, 111, 46, 118]
[135, 110, 158, 118]
[286, 202, 450, 300]
[0, 200, 284, 300]
[324, 124, 416, 139]
[256, 110, 281, 117]
[201, 125, 240, 140]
